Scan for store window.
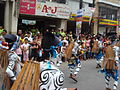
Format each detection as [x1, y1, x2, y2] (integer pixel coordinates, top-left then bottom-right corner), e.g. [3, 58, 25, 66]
[99, 6, 117, 20]
[99, 7, 107, 18]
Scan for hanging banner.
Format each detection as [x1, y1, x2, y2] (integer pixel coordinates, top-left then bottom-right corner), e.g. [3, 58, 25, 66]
[76, 9, 83, 35]
[70, 7, 95, 23]
[20, 0, 36, 15]
[99, 19, 119, 26]
[36, 1, 70, 19]
[70, 12, 77, 21]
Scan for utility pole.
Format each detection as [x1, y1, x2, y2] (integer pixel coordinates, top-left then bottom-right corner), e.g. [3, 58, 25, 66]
[93, 0, 95, 7]
[79, 0, 83, 9]
[89, 0, 96, 34]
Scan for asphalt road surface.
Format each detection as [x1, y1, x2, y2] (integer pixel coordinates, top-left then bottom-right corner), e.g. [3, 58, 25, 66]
[60, 60, 120, 90]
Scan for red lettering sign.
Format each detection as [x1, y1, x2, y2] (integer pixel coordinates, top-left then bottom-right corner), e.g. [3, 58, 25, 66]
[42, 5, 57, 14]
[42, 5, 48, 13]
[51, 7, 57, 14]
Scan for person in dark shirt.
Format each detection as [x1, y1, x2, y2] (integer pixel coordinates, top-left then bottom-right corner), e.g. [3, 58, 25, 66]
[30, 37, 39, 61]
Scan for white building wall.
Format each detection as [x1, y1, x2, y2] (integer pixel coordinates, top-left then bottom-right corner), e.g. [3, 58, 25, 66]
[83, 2, 89, 8]
[4, 1, 18, 34]
[68, 0, 80, 12]
[4, 0, 10, 32]
[10, 1, 18, 34]
[68, 0, 93, 13]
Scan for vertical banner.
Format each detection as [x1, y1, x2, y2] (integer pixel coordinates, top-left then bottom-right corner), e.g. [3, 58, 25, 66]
[20, 0, 36, 15]
[83, 7, 95, 25]
[117, 27, 120, 35]
[76, 9, 83, 36]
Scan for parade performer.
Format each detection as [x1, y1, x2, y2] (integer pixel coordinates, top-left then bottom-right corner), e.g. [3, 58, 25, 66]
[41, 31, 62, 66]
[3, 34, 22, 81]
[40, 32, 77, 90]
[95, 48, 104, 68]
[65, 41, 81, 82]
[92, 39, 103, 68]
[100, 43, 119, 90]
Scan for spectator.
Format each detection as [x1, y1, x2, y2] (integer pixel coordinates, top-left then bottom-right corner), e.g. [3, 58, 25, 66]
[15, 40, 23, 62]
[62, 37, 68, 46]
[0, 26, 4, 35]
[17, 30, 23, 36]
[60, 29, 66, 37]
[20, 34, 25, 44]
[21, 38, 30, 62]
[26, 32, 33, 42]
[30, 38, 39, 61]
[2, 30, 7, 36]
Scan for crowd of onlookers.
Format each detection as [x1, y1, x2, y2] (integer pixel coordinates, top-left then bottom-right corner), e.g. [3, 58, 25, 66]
[0, 28, 119, 63]
[51, 29, 119, 61]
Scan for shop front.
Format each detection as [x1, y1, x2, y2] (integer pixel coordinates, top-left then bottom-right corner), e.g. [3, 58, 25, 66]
[69, 7, 95, 35]
[98, 19, 118, 35]
[18, 15, 62, 33]
[18, 0, 70, 33]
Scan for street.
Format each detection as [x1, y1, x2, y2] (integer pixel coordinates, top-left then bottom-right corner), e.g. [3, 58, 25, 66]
[60, 60, 120, 90]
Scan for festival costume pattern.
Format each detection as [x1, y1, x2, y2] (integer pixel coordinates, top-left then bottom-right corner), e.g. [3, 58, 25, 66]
[100, 44, 119, 90]
[40, 32, 76, 90]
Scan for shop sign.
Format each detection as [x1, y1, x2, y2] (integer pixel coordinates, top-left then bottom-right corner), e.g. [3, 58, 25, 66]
[22, 19, 36, 25]
[36, 2, 70, 19]
[20, 0, 36, 15]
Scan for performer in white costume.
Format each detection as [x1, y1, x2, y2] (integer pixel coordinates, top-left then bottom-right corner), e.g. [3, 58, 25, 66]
[100, 41, 119, 90]
[40, 32, 77, 90]
[3, 34, 22, 81]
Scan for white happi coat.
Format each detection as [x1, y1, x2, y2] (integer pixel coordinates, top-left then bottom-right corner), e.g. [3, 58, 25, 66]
[6, 51, 21, 81]
[40, 60, 67, 90]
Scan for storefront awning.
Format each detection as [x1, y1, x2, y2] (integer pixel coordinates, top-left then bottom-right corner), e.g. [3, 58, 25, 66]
[98, 0, 120, 8]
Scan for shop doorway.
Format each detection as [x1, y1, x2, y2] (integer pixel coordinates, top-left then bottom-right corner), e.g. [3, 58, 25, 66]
[0, 2, 5, 27]
[67, 20, 76, 34]
[18, 15, 61, 34]
[81, 22, 90, 34]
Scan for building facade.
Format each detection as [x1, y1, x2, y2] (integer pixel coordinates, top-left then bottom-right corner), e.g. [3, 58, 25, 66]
[18, 0, 70, 33]
[0, 0, 18, 34]
[0, 0, 70, 34]
[93, 0, 120, 35]
[68, 0, 95, 34]
[1, 0, 119, 35]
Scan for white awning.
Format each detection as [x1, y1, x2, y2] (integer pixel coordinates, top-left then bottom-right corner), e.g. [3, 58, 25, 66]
[99, 0, 120, 7]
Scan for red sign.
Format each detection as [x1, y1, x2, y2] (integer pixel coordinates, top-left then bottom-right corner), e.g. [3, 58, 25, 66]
[20, 0, 36, 15]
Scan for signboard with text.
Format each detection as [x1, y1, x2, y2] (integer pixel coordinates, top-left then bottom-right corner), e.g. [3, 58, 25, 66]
[20, 0, 36, 15]
[22, 19, 36, 25]
[36, 2, 70, 19]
